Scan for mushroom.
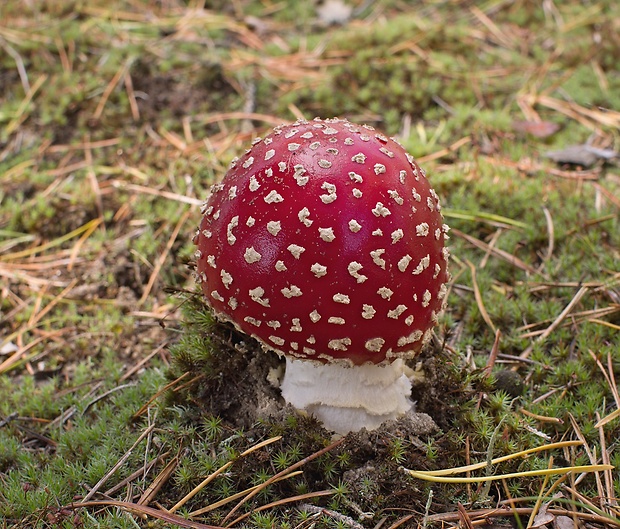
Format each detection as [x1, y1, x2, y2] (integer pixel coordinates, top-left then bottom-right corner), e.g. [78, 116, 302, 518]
[193, 117, 450, 434]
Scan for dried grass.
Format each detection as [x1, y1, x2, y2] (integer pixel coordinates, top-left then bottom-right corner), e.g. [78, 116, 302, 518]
[1, 0, 619, 525]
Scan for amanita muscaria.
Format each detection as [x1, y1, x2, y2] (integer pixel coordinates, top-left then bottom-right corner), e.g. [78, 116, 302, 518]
[193, 117, 450, 434]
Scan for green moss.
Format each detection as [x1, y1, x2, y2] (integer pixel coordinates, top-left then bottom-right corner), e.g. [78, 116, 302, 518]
[1, 0, 619, 526]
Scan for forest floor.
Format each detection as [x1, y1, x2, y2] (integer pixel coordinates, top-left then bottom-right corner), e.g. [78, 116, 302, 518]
[1, 1, 619, 528]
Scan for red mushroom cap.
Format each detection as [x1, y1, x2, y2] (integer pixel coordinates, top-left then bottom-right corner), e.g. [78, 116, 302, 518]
[194, 118, 449, 366]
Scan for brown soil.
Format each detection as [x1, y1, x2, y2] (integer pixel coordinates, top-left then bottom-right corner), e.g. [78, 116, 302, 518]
[177, 312, 446, 432]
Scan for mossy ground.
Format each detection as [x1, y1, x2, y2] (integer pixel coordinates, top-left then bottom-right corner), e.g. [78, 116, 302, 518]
[1, 1, 619, 527]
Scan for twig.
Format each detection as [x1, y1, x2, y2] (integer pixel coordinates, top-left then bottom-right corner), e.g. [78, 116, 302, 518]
[451, 228, 538, 274]
[68, 217, 102, 271]
[567, 414, 605, 497]
[1, 220, 101, 261]
[168, 436, 282, 514]
[466, 259, 496, 334]
[484, 329, 501, 375]
[589, 350, 620, 410]
[45, 382, 104, 431]
[66, 500, 225, 529]
[137, 455, 177, 507]
[386, 514, 415, 529]
[199, 111, 286, 127]
[457, 502, 476, 529]
[479, 228, 503, 268]
[103, 452, 170, 497]
[4, 74, 47, 136]
[541, 206, 554, 265]
[93, 61, 129, 120]
[189, 472, 303, 516]
[110, 180, 203, 206]
[0, 36, 30, 92]
[518, 286, 589, 361]
[424, 505, 620, 527]
[120, 342, 169, 382]
[221, 437, 345, 526]
[0, 412, 18, 428]
[132, 371, 191, 420]
[81, 383, 138, 416]
[520, 408, 563, 425]
[0, 327, 73, 375]
[596, 412, 617, 510]
[227, 490, 335, 526]
[527, 456, 554, 529]
[46, 137, 121, 153]
[124, 68, 140, 121]
[517, 305, 620, 338]
[139, 207, 192, 306]
[421, 489, 433, 529]
[298, 504, 364, 529]
[408, 440, 584, 477]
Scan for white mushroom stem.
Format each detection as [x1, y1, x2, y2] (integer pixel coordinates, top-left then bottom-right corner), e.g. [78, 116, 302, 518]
[280, 357, 413, 435]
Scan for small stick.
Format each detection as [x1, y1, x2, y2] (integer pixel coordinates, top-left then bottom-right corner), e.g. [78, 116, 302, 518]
[93, 62, 129, 120]
[139, 208, 192, 306]
[479, 228, 502, 269]
[484, 329, 501, 375]
[424, 505, 620, 527]
[68, 217, 102, 271]
[120, 342, 169, 381]
[298, 504, 364, 529]
[452, 228, 537, 274]
[66, 499, 224, 529]
[104, 452, 170, 497]
[568, 414, 605, 497]
[0, 413, 18, 428]
[132, 372, 191, 420]
[168, 436, 282, 514]
[227, 490, 335, 526]
[541, 206, 555, 264]
[81, 383, 137, 416]
[520, 408, 563, 424]
[5, 74, 47, 136]
[421, 489, 433, 529]
[124, 69, 140, 121]
[0, 36, 30, 92]
[457, 502, 476, 529]
[221, 437, 345, 526]
[526, 456, 553, 529]
[83, 133, 106, 238]
[596, 412, 617, 510]
[138, 456, 178, 507]
[387, 514, 415, 529]
[466, 260, 496, 334]
[189, 472, 303, 516]
[518, 286, 588, 361]
[110, 180, 203, 206]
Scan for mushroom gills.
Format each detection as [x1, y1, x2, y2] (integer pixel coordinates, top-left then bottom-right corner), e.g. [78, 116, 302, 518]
[280, 357, 413, 434]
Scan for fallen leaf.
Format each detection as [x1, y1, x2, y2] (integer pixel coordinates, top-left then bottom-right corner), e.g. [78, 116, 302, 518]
[554, 516, 576, 529]
[513, 120, 561, 138]
[0, 342, 19, 355]
[544, 144, 618, 166]
[531, 503, 555, 528]
[317, 0, 353, 25]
